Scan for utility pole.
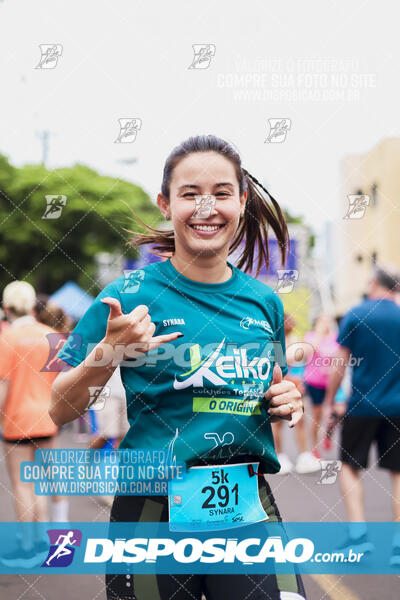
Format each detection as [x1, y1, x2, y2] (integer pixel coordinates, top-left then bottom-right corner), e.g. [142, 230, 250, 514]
[36, 130, 51, 166]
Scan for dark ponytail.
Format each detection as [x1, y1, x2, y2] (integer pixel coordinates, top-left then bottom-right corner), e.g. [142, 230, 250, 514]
[127, 135, 289, 277]
[232, 168, 289, 276]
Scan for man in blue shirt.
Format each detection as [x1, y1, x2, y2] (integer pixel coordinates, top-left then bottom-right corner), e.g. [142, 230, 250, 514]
[325, 263, 400, 565]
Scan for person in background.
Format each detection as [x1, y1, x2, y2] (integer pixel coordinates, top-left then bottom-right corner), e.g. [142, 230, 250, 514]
[87, 366, 129, 508]
[324, 263, 400, 565]
[0, 307, 10, 336]
[322, 316, 350, 450]
[0, 282, 60, 567]
[88, 366, 129, 452]
[33, 294, 72, 523]
[35, 296, 94, 445]
[34, 294, 74, 334]
[272, 313, 320, 475]
[36, 294, 127, 512]
[302, 312, 339, 458]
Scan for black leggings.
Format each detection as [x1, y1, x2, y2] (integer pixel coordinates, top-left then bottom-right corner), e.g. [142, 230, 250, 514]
[105, 476, 307, 600]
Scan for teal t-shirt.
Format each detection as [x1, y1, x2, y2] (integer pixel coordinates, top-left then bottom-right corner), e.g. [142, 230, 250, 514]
[57, 258, 288, 473]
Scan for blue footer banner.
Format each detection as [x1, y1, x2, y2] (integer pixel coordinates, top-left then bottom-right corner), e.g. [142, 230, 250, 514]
[0, 522, 399, 574]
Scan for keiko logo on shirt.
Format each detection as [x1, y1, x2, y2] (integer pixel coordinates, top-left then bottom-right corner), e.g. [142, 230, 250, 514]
[173, 338, 272, 390]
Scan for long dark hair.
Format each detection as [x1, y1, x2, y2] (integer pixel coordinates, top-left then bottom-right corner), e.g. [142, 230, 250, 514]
[127, 135, 289, 276]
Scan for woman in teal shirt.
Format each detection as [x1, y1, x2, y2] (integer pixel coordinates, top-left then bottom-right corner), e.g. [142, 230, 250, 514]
[51, 135, 305, 599]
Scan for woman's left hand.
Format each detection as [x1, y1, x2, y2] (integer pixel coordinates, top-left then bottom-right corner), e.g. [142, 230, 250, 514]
[264, 364, 304, 427]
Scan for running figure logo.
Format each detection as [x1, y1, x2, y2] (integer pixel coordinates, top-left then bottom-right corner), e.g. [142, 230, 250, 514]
[41, 333, 82, 372]
[35, 44, 63, 69]
[191, 194, 217, 219]
[87, 386, 111, 411]
[316, 460, 342, 485]
[265, 119, 291, 143]
[242, 381, 264, 401]
[121, 269, 146, 293]
[42, 529, 82, 568]
[42, 195, 67, 219]
[114, 118, 142, 143]
[276, 269, 299, 294]
[343, 194, 370, 220]
[188, 44, 216, 69]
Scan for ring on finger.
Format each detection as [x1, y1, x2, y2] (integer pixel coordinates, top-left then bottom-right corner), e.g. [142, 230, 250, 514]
[288, 403, 294, 413]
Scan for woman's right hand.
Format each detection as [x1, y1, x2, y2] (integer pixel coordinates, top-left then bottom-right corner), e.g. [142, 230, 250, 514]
[101, 297, 183, 359]
[50, 297, 184, 427]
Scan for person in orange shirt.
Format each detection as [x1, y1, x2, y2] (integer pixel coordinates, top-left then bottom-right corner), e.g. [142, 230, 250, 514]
[0, 281, 59, 566]
[33, 294, 73, 524]
[0, 308, 10, 335]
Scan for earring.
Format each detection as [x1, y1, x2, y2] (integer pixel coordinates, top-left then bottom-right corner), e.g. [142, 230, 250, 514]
[165, 214, 170, 220]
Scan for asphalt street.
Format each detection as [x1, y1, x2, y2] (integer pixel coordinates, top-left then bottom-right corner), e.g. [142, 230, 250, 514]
[0, 415, 398, 600]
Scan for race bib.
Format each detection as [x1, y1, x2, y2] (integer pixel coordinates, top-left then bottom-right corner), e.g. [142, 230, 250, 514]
[168, 462, 268, 532]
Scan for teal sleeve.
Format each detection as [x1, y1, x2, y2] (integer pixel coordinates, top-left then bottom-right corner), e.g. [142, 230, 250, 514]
[56, 281, 122, 367]
[273, 294, 288, 377]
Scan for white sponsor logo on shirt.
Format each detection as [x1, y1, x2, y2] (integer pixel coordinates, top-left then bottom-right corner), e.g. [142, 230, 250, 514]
[163, 318, 186, 327]
[240, 317, 273, 334]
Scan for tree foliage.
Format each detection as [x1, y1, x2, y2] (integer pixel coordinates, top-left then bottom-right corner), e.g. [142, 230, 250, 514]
[0, 155, 161, 295]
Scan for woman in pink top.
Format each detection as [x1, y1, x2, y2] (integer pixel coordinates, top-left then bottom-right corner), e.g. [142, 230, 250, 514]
[303, 313, 339, 456]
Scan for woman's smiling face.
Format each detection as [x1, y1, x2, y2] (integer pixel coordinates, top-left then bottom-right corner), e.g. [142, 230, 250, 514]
[159, 151, 246, 258]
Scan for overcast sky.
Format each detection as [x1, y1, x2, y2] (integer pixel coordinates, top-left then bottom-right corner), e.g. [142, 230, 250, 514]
[0, 0, 398, 238]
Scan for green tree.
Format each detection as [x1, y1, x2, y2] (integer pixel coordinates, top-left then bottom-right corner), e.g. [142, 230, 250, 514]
[0, 155, 161, 295]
